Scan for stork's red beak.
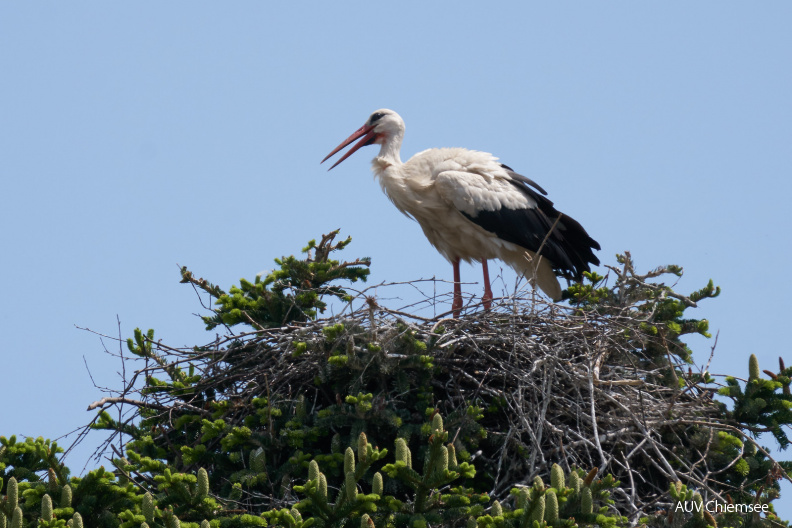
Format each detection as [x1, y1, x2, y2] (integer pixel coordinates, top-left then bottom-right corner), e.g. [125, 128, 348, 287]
[321, 123, 377, 170]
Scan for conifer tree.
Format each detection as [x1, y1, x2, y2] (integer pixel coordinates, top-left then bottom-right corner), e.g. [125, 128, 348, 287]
[1, 231, 790, 527]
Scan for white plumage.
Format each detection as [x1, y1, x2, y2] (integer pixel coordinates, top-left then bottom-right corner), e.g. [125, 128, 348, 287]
[322, 109, 600, 316]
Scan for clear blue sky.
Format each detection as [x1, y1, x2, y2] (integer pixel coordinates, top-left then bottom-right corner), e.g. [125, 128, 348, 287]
[2, 2, 791, 518]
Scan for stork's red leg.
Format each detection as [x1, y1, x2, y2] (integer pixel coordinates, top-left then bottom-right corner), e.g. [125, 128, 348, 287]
[481, 259, 493, 311]
[452, 259, 462, 318]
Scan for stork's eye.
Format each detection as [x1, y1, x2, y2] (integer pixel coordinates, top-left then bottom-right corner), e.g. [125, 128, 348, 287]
[369, 112, 385, 124]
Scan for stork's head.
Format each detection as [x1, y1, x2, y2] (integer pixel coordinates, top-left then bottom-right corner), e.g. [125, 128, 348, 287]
[322, 109, 404, 170]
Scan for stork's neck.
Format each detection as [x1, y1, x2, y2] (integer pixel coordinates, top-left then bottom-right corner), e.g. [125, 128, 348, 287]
[375, 129, 404, 167]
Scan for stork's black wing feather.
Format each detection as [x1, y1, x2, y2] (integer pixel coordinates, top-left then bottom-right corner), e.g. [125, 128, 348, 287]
[462, 173, 600, 282]
[501, 165, 548, 195]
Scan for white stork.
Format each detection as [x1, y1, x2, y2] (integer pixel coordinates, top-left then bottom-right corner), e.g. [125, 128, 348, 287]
[322, 109, 600, 316]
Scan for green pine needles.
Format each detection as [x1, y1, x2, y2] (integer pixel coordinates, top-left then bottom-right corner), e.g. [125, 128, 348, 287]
[180, 230, 371, 330]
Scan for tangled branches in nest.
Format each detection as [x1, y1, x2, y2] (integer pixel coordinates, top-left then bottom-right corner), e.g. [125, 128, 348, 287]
[83, 234, 791, 526]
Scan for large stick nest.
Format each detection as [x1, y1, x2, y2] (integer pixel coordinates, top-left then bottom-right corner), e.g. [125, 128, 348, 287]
[85, 261, 754, 524]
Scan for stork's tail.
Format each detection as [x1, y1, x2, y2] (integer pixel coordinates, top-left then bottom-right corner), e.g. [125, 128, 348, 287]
[507, 249, 563, 302]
